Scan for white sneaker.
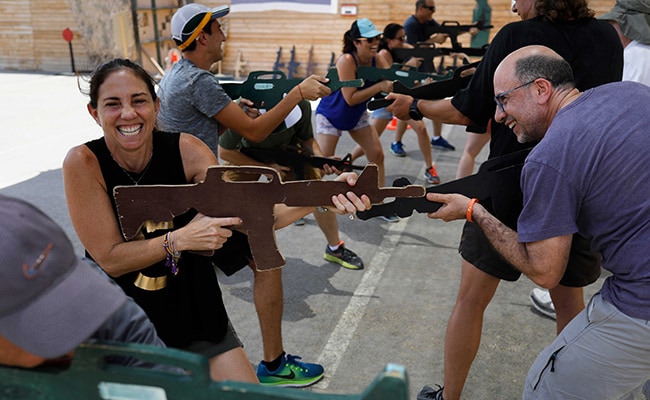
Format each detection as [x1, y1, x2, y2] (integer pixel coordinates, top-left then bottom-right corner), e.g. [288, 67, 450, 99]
[529, 288, 556, 320]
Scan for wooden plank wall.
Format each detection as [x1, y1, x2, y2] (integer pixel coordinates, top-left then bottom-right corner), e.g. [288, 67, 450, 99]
[0, 0, 616, 75]
[214, 0, 616, 78]
[0, 0, 92, 72]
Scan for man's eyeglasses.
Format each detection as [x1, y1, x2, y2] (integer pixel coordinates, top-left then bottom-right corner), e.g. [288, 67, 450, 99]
[494, 79, 537, 112]
[423, 5, 436, 11]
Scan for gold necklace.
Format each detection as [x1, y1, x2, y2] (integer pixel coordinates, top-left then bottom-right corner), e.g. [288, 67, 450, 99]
[111, 152, 153, 185]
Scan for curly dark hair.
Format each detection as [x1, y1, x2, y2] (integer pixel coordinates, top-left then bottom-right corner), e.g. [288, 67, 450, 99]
[535, 0, 595, 22]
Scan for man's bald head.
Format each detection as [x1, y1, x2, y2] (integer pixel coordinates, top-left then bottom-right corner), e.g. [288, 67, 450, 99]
[495, 45, 574, 92]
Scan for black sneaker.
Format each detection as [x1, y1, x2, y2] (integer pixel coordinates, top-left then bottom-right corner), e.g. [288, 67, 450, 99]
[417, 385, 444, 400]
[324, 242, 364, 270]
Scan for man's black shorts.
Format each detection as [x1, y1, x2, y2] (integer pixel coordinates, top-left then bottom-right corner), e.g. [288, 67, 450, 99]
[459, 221, 601, 286]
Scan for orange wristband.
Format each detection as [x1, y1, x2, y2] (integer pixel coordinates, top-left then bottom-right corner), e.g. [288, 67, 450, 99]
[297, 84, 304, 99]
[466, 198, 479, 222]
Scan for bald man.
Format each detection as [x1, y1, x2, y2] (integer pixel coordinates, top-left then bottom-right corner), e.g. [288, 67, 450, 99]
[426, 45, 650, 399]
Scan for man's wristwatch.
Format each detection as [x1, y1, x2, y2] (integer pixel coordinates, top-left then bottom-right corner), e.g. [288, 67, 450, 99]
[409, 98, 423, 120]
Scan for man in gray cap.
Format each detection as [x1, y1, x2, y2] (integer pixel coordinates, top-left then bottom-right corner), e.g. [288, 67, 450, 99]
[0, 195, 165, 368]
[157, 3, 329, 387]
[600, 0, 650, 85]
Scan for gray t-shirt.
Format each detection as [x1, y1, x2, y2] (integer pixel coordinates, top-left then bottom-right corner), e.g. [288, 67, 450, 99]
[157, 58, 232, 154]
[518, 81, 650, 320]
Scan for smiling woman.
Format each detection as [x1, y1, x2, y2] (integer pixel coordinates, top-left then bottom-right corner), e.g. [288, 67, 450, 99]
[314, 18, 394, 205]
[63, 58, 261, 384]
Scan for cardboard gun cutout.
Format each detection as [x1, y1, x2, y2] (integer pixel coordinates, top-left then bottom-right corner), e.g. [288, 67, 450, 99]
[356, 148, 532, 221]
[367, 62, 478, 111]
[114, 165, 424, 270]
[222, 68, 363, 109]
[392, 44, 486, 74]
[240, 147, 365, 180]
[424, 21, 494, 52]
[356, 64, 452, 89]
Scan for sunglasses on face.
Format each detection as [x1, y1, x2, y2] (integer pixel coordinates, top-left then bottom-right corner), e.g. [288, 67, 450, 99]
[423, 5, 436, 11]
[358, 35, 382, 43]
[393, 36, 407, 42]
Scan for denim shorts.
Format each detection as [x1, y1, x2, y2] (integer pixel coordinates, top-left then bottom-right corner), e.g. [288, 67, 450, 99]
[371, 107, 392, 120]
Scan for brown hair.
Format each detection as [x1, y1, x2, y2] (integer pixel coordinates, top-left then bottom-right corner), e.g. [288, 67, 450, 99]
[535, 0, 595, 22]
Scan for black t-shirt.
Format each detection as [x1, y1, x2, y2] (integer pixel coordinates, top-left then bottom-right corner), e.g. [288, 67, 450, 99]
[451, 16, 623, 159]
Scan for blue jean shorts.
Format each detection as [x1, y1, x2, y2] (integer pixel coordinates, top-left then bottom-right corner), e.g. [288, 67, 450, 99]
[371, 107, 393, 120]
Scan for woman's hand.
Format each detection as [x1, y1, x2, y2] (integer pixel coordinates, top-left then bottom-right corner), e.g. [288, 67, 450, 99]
[174, 214, 243, 252]
[329, 172, 372, 215]
[377, 80, 394, 95]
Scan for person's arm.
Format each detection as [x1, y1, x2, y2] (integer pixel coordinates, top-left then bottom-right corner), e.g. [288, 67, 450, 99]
[425, 192, 572, 288]
[385, 94, 473, 125]
[337, 54, 393, 106]
[63, 136, 241, 278]
[214, 75, 331, 143]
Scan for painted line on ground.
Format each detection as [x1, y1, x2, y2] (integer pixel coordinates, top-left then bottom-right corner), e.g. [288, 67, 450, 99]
[314, 216, 409, 390]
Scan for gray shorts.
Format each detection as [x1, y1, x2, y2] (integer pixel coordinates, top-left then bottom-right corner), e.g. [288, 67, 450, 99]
[524, 293, 650, 399]
[181, 321, 243, 359]
[316, 112, 370, 136]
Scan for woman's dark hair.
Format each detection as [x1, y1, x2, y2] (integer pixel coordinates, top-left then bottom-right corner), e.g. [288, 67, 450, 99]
[342, 29, 356, 54]
[85, 58, 157, 109]
[379, 23, 403, 52]
[536, 0, 595, 22]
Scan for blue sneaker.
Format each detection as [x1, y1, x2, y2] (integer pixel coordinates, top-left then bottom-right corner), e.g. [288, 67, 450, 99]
[257, 353, 324, 387]
[430, 136, 455, 151]
[390, 141, 406, 157]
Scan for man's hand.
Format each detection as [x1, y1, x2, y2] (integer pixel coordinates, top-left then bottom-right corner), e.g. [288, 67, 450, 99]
[429, 33, 448, 44]
[425, 192, 471, 222]
[385, 93, 415, 120]
[238, 98, 261, 118]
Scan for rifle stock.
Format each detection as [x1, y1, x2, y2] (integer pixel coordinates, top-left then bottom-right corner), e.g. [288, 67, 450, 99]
[114, 185, 196, 241]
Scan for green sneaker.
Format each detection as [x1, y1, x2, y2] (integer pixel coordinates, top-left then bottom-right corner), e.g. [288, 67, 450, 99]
[257, 353, 324, 387]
